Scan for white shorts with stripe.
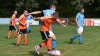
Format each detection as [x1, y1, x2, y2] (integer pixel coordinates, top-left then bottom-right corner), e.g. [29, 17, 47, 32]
[77, 27, 83, 33]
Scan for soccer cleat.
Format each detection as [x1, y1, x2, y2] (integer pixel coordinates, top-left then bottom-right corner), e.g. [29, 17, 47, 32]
[15, 44, 19, 46]
[47, 51, 53, 55]
[34, 45, 40, 55]
[70, 38, 73, 44]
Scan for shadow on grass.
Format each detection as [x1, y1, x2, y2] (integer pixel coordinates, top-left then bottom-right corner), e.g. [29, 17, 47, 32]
[63, 41, 77, 44]
[4, 37, 8, 39]
[10, 43, 16, 45]
[29, 51, 44, 56]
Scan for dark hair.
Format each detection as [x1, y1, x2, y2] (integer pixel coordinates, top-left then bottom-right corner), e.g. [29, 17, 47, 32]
[53, 12, 59, 19]
[50, 4, 55, 8]
[80, 8, 84, 11]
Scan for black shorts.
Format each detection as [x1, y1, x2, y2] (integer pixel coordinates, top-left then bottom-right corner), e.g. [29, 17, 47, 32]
[40, 31, 51, 40]
[18, 29, 27, 34]
[9, 26, 17, 31]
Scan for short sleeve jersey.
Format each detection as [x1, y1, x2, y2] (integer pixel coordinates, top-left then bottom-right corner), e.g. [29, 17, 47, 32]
[40, 16, 53, 32]
[18, 14, 26, 29]
[26, 15, 32, 20]
[76, 12, 84, 27]
[9, 14, 16, 26]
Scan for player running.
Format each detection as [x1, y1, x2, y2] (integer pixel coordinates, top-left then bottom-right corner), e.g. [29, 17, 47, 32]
[26, 14, 33, 33]
[33, 12, 66, 55]
[16, 10, 28, 46]
[70, 8, 85, 44]
[7, 11, 17, 39]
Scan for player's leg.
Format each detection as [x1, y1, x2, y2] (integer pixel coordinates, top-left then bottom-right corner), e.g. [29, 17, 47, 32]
[26, 20, 31, 33]
[78, 27, 83, 44]
[70, 27, 79, 44]
[7, 26, 12, 39]
[49, 31, 56, 51]
[23, 29, 28, 45]
[16, 29, 22, 46]
[13, 26, 17, 38]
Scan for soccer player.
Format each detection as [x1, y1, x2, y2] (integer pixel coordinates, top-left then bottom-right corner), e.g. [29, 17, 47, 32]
[33, 12, 66, 55]
[16, 10, 28, 46]
[7, 11, 17, 39]
[70, 8, 85, 44]
[26, 14, 33, 33]
[29, 4, 58, 51]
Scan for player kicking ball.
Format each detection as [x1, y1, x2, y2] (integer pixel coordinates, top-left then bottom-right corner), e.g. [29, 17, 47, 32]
[33, 12, 66, 55]
[29, 4, 63, 51]
[70, 8, 85, 44]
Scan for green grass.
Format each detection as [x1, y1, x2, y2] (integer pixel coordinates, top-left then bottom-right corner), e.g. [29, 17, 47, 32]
[0, 25, 100, 56]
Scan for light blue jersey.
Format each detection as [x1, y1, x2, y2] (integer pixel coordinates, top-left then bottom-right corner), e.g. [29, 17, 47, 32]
[76, 12, 84, 27]
[43, 9, 55, 16]
[26, 15, 32, 20]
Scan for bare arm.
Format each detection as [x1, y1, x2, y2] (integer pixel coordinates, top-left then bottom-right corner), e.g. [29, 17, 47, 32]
[33, 17, 43, 21]
[56, 19, 66, 28]
[29, 11, 42, 14]
[75, 18, 79, 28]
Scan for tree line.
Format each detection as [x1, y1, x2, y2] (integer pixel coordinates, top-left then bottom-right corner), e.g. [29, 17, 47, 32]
[0, 0, 100, 18]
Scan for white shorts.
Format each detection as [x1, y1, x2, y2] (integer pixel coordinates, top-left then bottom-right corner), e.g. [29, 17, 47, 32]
[49, 31, 55, 37]
[26, 20, 31, 28]
[77, 27, 83, 33]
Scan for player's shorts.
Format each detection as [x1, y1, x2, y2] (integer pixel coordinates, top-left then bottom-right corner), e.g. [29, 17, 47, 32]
[77, 27, 83, 33]
[18, 29, 27, 34]
[26, 20, 31, 28]
[40, 31, 51, 40]
[9, 26, 17, 31]
[49, 31, 55, 37]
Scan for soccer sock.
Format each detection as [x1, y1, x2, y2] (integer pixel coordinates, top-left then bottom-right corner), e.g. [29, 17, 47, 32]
[16, 37, 20, 45]
[8, 32, 11, 39]
[52, 39, 56, 50]
[24, 37, 27, 45]
[27, 27, 30, 32]
[14, 31, 17, 38]
[78, 35, 82, 43]
[47, 38, 52, 51]
[40, 40, 47, 47]
[72, 34, 78, 40]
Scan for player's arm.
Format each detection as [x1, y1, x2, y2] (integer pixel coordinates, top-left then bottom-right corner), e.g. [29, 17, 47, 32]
[56, 19, 66, 28]
[75, 13, 80, 28]
[33, 17, 43, 21]
[75, 18, 80, 28]
[11, 15, 15, 26]
[29, 11, 42, 14]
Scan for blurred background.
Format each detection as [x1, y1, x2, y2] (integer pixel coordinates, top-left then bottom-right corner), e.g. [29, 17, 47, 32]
[0, 0, 100, 18]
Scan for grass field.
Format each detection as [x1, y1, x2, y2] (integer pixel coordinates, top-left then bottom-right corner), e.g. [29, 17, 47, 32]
[0, 25, 100, 56]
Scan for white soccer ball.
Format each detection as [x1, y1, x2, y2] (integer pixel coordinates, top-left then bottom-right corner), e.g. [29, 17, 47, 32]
[51, 50, 61, 56]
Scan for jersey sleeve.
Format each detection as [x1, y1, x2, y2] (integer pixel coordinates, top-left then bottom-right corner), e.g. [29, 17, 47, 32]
[19, 15, 23, 21]
[76, 13, 80, 19]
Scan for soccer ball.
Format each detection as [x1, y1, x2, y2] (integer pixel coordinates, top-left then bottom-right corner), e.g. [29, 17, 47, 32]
[51, 50, 61, 56]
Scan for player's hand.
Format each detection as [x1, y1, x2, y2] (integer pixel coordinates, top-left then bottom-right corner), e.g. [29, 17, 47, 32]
[63, 25, 66, 28]
[61, 20, 66, 24]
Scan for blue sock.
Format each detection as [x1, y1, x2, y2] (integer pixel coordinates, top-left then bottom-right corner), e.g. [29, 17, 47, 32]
[72, 34, 78, 40]
[27, 27, 30, 32]
[52, 39, 56, 50]
[78, 35, 82, 43]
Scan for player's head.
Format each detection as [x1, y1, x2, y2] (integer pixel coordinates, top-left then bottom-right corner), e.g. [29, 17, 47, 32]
[52, 12, 59, 20]
[14, 11, 17, 15]
[80, 8, 84, 14]
[50, 4, 56, 10]
[23, 10, 28, 16]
